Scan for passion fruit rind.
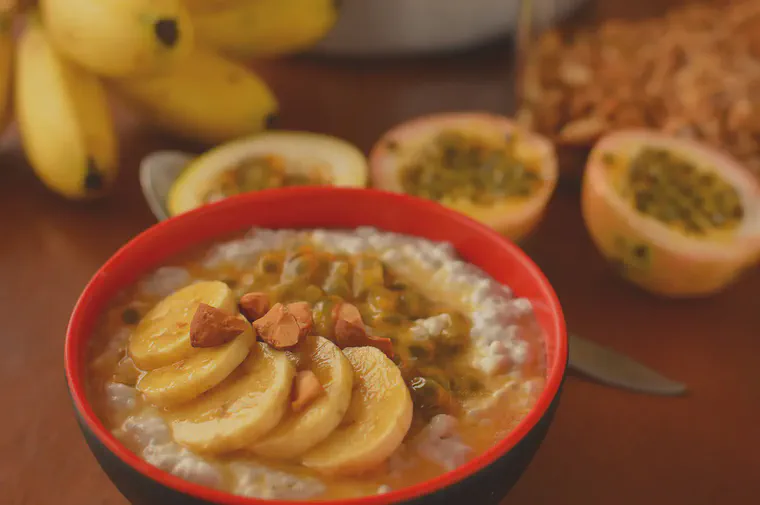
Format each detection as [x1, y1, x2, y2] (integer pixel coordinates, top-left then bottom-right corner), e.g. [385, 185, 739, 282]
[583, 129, 760, 297]
[369, 112, 558, 242]
[584, 187, 748, 295]
[167, 131, 369, 217]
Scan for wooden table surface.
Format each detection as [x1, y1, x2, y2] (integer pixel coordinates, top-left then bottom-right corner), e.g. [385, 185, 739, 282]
[1, 1, 758, 504]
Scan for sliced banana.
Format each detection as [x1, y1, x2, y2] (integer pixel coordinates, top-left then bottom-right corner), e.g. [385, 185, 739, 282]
[252, 336, 354, 460]
[169, 342, 295, 454]
[136, 319, 255, 407]
[301, 347, 413, 476]
[129, 281, 236, 370]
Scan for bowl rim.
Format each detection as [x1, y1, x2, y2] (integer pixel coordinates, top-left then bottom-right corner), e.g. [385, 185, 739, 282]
[65, 187, 567, 505]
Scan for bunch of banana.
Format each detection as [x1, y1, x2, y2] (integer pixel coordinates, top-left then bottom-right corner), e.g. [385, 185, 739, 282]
[0, 0, 340, 200]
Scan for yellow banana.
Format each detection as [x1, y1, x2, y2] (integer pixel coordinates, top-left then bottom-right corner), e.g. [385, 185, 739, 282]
[130, 281, 256, 407]
[190, 0, 339, 58]
[15, 14, 118, 200]
[0, 3, 14, 131]
[137, 320, 255, 407]
[252, 336, 354, 459]
[129, 281, 238, 370]
[112, 47, 278, 145]
[302, 347, 413, 476]
[40, 0, 194, 77]
[169, 343, 296, 454]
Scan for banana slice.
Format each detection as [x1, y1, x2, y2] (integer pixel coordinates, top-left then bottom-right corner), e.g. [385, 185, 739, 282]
[136, 319, 254, 407]
[169, 342, 295, 454]
[301, 347, 413, 476]
[252, 336, 354, 459]
[129, 281, 236, 370]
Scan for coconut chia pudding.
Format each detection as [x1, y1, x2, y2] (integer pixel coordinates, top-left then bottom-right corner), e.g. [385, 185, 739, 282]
[86, 227, 546, 500]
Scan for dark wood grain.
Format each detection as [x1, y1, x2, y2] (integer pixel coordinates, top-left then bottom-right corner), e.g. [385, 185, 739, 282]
[1, 2, 758, 504]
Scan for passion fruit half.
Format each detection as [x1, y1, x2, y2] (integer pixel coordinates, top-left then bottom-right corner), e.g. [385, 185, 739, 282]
[369, 112, 558, 242]
[167, 131, 368, 217]
[583, 129, 760, 297]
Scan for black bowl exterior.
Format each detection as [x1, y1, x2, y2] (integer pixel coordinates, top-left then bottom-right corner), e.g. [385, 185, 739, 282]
[74, 407, 206, 505]
[70, 377, 564, 505]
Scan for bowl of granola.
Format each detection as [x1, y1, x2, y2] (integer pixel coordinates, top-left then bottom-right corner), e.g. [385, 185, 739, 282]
[521, 0, 760, 181]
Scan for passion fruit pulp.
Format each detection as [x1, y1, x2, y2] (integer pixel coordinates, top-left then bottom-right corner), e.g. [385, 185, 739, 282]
[369, 112, 558, 242]
[203, 154, 330, 203]
[167, 131, 368, 217]
[583, 129, 760, 297]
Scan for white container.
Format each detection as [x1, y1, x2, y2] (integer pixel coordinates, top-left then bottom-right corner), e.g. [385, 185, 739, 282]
[312, 0, 588, 57]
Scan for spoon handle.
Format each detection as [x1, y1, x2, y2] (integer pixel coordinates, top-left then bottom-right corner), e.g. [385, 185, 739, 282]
[568, 334, 688, 396]
[139, 151, 194, 222]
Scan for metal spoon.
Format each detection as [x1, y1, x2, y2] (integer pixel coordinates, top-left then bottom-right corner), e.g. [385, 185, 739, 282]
[139, 150, 193, 222]
[139, 152, 688, 397]
[568, 334, 687, 396]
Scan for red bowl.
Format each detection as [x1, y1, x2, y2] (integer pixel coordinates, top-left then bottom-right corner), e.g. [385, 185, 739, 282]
[65, 187, 567, 505]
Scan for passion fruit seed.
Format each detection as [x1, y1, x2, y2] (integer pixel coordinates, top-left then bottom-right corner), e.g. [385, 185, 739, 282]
[399, 130, 543, 205]
[409, 376, 452, 417]
[622, 148, 744, 236]
[601, 152, 617, 166]
[203, 155, 329, 203]
[121, 308, 140, 325]
[627, 242, 653, 271]
[610, 235, 654, 275]
[380, 314, 404, 325]
[633, 245, 648, 259]
[388, 281, 406, 291]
